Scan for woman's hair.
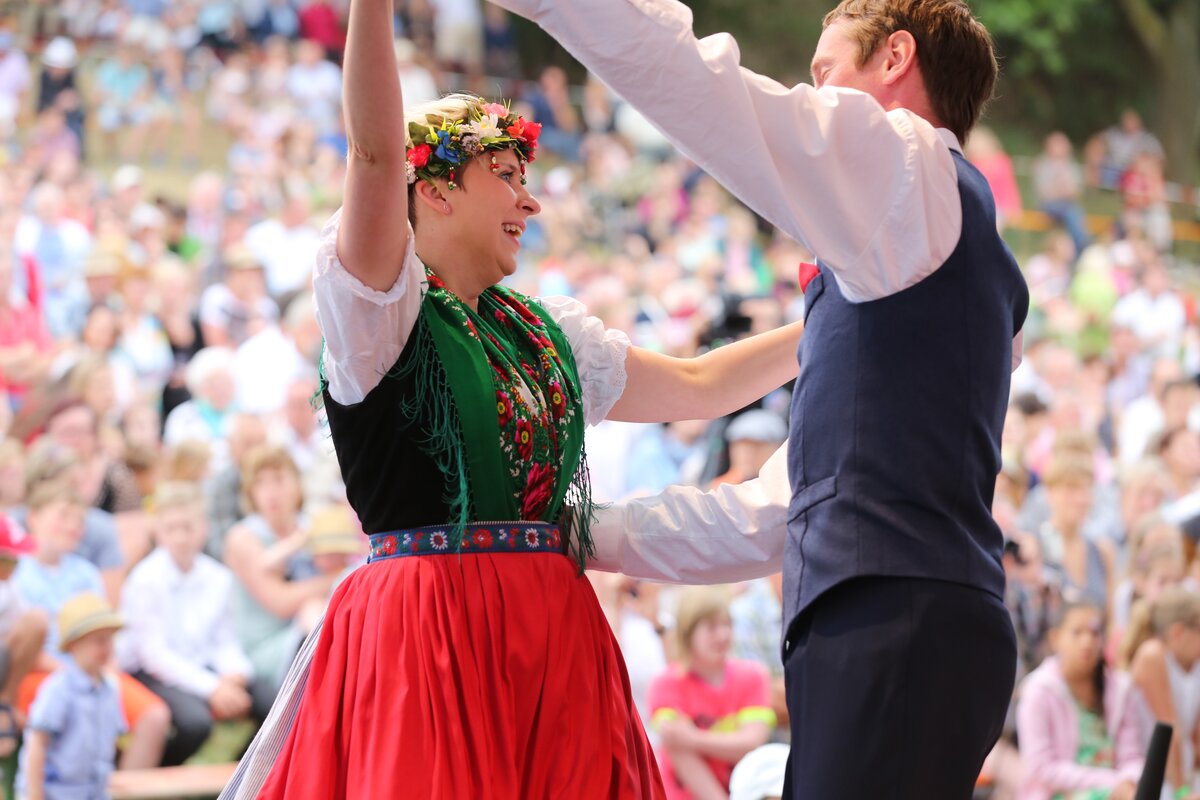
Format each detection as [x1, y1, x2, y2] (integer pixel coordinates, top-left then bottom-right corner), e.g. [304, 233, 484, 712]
[1119, 586, 1200, 669]
[403, 94, 487, 149]
[671, 585, 732, 665]
[1050, 600, 1107, 714]
[403, 93, 492, 230]
[1042, 452, 1095, 488]
[239, 444, 303, 514]
[1123, 514, 1184, 579]
[25, 475, 83, 512]
[65, 357, 110, 405]
[162, 440, 211, 483]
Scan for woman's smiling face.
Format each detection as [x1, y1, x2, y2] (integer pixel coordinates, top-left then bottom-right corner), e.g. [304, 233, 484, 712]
[436, 148, 541, 288]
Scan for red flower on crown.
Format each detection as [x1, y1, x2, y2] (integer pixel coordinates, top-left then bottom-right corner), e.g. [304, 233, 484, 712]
[506, 119, 541, 158]
[407, 143, 433, 168]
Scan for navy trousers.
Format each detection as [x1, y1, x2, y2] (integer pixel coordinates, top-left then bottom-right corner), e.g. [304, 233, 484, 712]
[782, 576, 1016, 799]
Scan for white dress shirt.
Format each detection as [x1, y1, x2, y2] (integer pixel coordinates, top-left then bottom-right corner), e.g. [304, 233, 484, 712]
[118, 548, 253, 698]
[490, 0, 1021, 369]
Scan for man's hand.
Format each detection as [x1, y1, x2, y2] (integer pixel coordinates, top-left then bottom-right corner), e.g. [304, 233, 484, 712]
[209, 678, 252, 720]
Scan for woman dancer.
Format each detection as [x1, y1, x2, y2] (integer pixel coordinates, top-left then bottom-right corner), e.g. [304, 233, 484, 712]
[223, 1, 804, 797]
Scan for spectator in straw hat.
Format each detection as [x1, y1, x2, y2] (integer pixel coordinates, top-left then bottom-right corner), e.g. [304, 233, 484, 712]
[16, 592, 125, 800]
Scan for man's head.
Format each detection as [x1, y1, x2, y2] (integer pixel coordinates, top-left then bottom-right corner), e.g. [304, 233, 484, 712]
[816, 0, 997, 142]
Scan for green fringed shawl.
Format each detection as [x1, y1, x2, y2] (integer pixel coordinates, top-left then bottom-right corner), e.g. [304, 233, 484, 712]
[378, 272, 597, 572]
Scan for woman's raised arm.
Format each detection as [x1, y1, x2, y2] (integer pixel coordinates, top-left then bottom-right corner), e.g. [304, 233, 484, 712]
[338, 0, 410, 292]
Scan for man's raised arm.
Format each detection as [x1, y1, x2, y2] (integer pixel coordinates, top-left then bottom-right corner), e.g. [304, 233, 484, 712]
[488, 0, 961, 301]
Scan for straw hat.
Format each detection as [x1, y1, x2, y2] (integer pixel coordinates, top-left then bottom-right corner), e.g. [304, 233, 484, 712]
[57, 592, 124, 650]
[306, 505, 366, 556]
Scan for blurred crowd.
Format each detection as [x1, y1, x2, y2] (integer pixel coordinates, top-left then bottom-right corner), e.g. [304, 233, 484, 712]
[0, 1, 1195, 799]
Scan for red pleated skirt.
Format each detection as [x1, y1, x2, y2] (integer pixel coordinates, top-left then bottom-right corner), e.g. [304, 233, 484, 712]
[256, 550, 665, 799]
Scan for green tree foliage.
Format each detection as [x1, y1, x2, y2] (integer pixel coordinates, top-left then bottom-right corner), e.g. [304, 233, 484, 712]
[512, 0, 1197, 179]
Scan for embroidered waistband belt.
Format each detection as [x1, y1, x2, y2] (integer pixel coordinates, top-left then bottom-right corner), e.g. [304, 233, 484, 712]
[367, 522, 566, 563]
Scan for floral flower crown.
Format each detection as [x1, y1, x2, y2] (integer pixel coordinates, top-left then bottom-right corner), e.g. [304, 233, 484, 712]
[405, 101, 540, 191]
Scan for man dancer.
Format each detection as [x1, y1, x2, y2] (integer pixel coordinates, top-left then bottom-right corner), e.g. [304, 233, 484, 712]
[489, 0, 1030, 796]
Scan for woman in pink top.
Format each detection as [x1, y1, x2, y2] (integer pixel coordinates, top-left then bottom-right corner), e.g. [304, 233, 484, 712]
[649, 586, 774, 800]
[1015, 602, 1149, 800]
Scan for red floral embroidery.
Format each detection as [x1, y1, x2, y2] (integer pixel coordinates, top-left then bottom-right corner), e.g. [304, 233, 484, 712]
[548, 381, 567, 420]
[515, 418, 533, 460]
[522, 462, 555, 519]
[472, 528, 494, 548]
[496, 391, 514, 428]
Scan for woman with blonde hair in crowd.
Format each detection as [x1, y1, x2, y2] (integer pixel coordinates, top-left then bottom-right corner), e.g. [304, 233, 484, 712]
[649, 586, 774, 800]
[1016, 601, 1148, 800]
[1120, 513, 1187, 609]
[1122, 587, 1200, 798]
[223, 444, 334, 698]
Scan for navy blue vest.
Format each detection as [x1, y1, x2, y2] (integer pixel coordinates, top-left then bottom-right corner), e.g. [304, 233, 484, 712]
[783, 152, 1029, 643]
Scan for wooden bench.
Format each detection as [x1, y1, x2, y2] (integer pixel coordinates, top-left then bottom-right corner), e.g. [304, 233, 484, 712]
[1012, 209, 1200, 243]
[107, 763, 236, 800]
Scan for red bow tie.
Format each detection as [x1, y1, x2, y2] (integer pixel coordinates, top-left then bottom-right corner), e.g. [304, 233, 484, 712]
[798, 262, 819, 292]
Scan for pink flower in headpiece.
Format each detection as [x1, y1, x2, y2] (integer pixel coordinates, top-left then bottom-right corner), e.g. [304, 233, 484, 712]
[482, 102, 509, 118]
[407, 143, 433, 168]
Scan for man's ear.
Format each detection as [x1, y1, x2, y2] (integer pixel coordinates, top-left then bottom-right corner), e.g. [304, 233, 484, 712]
[880, 29, 919, 86]
[413, 179, 452, 215]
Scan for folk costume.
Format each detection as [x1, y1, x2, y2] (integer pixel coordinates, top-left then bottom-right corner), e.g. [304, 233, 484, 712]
[223, 104, 663, 799]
